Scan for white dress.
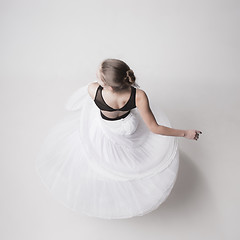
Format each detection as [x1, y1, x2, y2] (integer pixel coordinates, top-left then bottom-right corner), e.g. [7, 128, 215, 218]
[35, 84, 179, 219]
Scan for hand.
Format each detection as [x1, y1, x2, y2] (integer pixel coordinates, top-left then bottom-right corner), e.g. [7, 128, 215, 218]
[184, 130, 202, 141]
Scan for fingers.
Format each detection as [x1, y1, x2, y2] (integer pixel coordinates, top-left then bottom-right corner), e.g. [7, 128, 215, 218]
[185, 130, 203, 141]
[194, 130, 202, 140]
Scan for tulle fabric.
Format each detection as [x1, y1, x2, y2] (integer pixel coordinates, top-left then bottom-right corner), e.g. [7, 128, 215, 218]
[35, 84, 179, 219]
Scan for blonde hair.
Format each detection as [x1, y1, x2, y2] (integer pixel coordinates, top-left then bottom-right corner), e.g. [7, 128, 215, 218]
[99, 59, 138, 91]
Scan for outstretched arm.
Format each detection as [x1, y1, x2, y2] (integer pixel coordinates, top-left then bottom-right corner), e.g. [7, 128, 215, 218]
[136, 89, 202, 140]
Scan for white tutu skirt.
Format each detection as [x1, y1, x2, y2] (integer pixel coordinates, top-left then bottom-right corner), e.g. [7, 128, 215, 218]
[35, 85, 179, 219]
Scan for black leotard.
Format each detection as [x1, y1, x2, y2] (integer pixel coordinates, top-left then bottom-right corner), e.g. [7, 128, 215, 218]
[94, 85, 136, 120]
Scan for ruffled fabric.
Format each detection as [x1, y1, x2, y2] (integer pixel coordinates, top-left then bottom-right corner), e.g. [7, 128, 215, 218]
[35, 85, 179, 219]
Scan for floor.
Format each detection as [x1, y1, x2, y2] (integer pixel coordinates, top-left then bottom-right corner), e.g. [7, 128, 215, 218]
[1, 0, 239, 239]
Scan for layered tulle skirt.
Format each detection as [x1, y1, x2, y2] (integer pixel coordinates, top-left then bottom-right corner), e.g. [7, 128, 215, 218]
[35, 85, 179, 219]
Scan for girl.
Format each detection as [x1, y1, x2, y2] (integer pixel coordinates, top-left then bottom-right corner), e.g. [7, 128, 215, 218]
[35, 59, 202, 219]
[88, 59, 202, 140]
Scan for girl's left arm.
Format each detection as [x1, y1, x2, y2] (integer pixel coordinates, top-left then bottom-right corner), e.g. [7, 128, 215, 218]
[136, 89, 202, 140]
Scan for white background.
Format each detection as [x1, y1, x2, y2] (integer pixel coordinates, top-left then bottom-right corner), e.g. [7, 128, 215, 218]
[0, 0, 239, 239]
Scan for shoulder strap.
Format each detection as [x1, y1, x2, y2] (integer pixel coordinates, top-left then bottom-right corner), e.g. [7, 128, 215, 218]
[94, 85, 102, 101]
[130, 86, 136, 108]
[94, 85, 116, 111]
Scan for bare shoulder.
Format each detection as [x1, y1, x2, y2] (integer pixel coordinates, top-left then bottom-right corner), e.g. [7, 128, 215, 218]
[135, 87, 157, 129]
[136, 88, 147, 97]
[136, 88, 149, 105]
[88, 82, 99, 99]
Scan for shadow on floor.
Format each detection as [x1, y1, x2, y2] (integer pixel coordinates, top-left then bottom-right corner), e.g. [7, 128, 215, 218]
[146, 150, 207, 219]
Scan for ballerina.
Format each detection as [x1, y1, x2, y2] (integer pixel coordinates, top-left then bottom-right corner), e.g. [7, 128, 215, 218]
[35, 58, 202, 219]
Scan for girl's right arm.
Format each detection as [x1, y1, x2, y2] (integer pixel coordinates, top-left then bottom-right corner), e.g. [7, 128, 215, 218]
[136, 89, 202, 140]
[87, 82, 99, 100]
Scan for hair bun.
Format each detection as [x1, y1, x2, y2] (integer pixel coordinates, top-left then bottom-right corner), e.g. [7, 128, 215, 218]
[125, 69, 136, 84]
